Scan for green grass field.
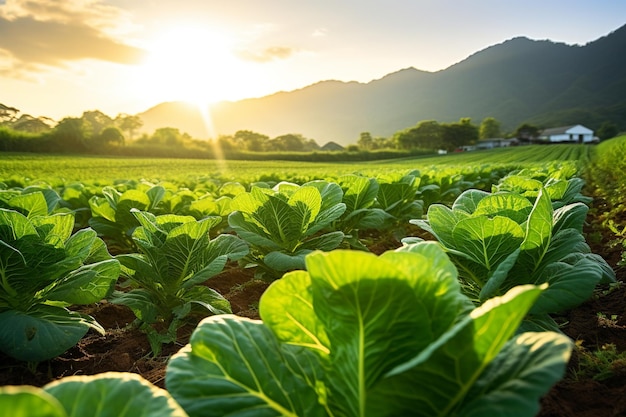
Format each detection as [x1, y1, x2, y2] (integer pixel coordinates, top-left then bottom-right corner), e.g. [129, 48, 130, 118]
[0, 144, 594, 189]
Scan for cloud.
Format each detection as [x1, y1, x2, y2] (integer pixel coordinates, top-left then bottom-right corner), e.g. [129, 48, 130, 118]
[0, 0, 145, 76]
[312, 28, 328, 37]
[235, 46, 296, 63]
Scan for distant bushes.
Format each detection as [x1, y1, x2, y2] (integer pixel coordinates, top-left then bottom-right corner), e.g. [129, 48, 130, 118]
[585, 135, 626, 203]
[106, 142, 433, 162]
[217, 148, 434, 162]
[0, 126, 53, 152]
[0, 125, 434, 162]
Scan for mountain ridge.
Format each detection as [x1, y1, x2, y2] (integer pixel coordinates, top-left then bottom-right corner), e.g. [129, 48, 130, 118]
[139, 23, 626, 145]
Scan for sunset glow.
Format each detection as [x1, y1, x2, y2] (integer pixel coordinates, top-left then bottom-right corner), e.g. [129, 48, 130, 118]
[136, 26, 243, 106]
[0, 0, 625, 121]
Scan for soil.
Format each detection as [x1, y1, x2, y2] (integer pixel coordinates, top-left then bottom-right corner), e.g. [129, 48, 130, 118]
[0, 267, 269, 388]
[536, 214, 626, 417]
[1, 220, 625, 416]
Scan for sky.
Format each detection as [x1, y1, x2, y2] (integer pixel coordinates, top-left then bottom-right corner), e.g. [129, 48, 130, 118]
[1, 0, 625, 121]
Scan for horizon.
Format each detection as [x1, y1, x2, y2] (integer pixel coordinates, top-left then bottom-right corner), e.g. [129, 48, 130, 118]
[1, 1, 625, 121]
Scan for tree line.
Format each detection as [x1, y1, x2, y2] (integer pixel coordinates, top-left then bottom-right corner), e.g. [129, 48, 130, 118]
[365, 117, 620, 151]
[0, 106, 323, 154]
[0, 106, 141, 153]
[0, 104, 621, 158]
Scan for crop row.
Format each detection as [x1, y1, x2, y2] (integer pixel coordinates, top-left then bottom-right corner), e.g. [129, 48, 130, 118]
[584, 135, 626, 265]
[0, 166, 515, 358]
[0, 155, 614, 416]
[0, 144, 591, 186]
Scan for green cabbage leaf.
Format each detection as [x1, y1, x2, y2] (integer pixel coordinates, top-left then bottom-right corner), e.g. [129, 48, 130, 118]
[0, 194, 119, 362]
[166, 243, 571, 417]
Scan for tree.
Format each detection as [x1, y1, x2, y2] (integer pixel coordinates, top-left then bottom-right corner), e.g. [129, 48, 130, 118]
[373, 136, 393, 149]
[81, 110, 114, 139]
[357, 132, 374, 150]
[215, 135, 236, 152]
[51, 117, 88, 151]
[115, 114, 143, 140]
[0, 103, 19, 124]
[441, 118, 478, 151]
[392, 120, 444, 150]
[413, 120, 444, 149]
[11, 114, 52, 133]
[97, 126, 125, 147]
[151, 127, 186, 146]
[303, 138, 320, 151]
[233, 130, 269, 151]
[392, 127, 417, 150]
[268, 133, 316, 152]
[479, 117, 502, 139]
[514, 123, 540, 142]
[597, 121, 619, 141]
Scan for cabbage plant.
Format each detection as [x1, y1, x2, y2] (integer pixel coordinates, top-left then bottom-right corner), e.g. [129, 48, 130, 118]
[493, 169, 592, 208]
[150, 181, 236, 231]
[417, 168, 482, 210]
[412, 187, 615, 331]
[228, 181, 346, 280]
[333, 174, 393, 249]
[59, 182, 99, 229]
[166, 243, 572, 417]
[0, 185, 63, 216]
[0, 202, 119, 362]
[0, 183, 93, 229]
[0, 372, 187, 417]
[374, 170, 423, 227]
[111, 209, 248, 354]
[89, 184, 165, 253]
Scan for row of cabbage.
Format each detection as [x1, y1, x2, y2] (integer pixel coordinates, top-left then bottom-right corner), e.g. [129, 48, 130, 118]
[0, 161, 615, 417]
[584, 135, 626, 265]
[1, 247, 573, 417]
[0, 167, 505, 359]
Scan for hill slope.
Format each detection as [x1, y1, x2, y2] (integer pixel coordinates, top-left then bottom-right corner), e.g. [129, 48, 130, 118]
[139, 24, 626, 145]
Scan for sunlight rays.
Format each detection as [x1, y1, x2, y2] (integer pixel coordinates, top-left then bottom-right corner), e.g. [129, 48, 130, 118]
[132, 22, 243, 171]
[197, 102, 228, 173]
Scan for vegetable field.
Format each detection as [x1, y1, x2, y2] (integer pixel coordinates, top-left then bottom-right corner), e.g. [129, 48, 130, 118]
[1, 142, 625, 417]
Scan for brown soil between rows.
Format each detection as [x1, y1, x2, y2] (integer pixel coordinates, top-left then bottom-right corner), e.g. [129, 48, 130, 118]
[1, 226, 625, 417]
[537, 215, 626, 417]
[0, 266, 269, 388]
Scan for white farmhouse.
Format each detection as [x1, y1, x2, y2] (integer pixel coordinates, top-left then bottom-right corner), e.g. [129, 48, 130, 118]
[538, 124, 594, 143]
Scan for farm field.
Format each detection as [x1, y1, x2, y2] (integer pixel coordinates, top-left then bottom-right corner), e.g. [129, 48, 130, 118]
[1, 142, 625, 417]
[0, 144, 590, 186]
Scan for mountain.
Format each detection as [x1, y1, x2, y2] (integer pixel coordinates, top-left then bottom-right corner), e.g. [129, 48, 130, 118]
[138, 24, 626, 146]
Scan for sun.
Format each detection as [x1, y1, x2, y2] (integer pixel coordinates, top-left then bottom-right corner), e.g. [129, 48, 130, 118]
[136, 25, 242, 107]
